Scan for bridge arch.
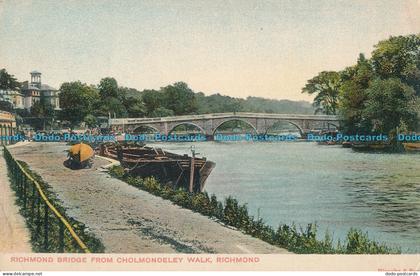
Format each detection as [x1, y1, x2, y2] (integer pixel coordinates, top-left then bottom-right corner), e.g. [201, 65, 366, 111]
[132, 125, 160, 134]
[265, 120, 304, 136]
[212, 119, 257, 135]
[168, 122, 206, 135]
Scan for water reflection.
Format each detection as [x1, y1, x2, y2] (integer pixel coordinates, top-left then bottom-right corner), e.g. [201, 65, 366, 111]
[344, 174, 420, 237]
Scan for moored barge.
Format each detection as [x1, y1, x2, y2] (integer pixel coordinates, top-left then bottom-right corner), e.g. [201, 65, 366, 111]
[100, 143, 215, 192]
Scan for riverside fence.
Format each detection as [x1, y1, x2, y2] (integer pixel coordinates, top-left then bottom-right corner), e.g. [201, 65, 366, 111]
[3, 146, 91, 253]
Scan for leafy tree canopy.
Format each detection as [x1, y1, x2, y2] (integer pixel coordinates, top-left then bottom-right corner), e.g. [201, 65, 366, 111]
[149, 107, 174, 117]
[371, 34, 420, 94]
[362, 78, 418, 134]
[58, 81, 99, 127]
[304, 34, 420, 135]
[161, 82, 197, 115]
[0, 68, 21, 91]
[98, 77, 119, 99]
[0, 100, 13, 112]
[302, 71, 341, 115]
[31, 101, 54, 118]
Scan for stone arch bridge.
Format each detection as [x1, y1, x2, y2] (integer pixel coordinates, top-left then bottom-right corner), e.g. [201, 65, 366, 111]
[109, 112, 340, 137]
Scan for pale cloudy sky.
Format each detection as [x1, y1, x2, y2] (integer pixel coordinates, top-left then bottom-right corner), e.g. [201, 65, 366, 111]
[0, 0, 419, 101]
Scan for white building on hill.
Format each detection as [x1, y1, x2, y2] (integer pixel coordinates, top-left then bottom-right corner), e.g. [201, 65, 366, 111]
[0, 71, 60, 111]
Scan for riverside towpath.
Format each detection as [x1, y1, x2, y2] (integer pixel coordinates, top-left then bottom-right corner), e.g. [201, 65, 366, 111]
[9, 142, 289, 254]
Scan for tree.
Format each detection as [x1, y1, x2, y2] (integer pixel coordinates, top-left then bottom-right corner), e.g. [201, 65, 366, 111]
[15, 108, 31, 118]
[58, 81, 99, 127]
[195, 93, 314, 114]
[336, 36, 420, 135]
[96, 78, 133, 117]
[125, 99, 146, 117]
[142, 89, 164, 116]
[371, 35, 420, 95]
[31, 101, 54, 118]
[162, 82, 197, 115]
[339, 54, 374, 133]
[96, 97, 127, 117]
[302, 71, 341, 115]
[0, 69, 21, 91]
[140, 83, 314, 117]
[149, 107, 174, 117]
[29, 101, 55, 130]
[118, 87, 146, 117]
[0, 69, 20, 113]
[83, 114, 97, 128]
[362, 78, 418, 134]
[196, 93, 243, 113]
[98, 77, 119, 99]
[0, 100, 13, 112]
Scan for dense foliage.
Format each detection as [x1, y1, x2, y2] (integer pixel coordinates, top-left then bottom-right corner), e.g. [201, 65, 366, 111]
[109, 166, 400, 254]
[302, 34, 420, 136]
[0, 68, 314, 128]
[0, 68, 20, 91]
[0, 69, 21, 112]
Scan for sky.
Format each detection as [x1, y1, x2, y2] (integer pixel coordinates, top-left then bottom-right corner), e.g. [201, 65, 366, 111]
[0, 0, 419, 102]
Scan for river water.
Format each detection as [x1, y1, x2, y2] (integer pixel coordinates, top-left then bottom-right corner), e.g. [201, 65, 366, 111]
[148, 141, 420, 253]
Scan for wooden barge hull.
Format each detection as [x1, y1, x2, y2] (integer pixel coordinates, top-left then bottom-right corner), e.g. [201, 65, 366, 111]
[100, 143, 215, 192]
[403, 142, 420, 152]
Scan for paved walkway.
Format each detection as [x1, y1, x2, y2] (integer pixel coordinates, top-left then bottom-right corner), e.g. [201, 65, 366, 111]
[0, 148, 32, 253]
[9, 142, 289, 254]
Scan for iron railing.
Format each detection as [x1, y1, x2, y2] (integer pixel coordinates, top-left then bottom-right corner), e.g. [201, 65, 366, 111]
[3, 146, 90, 253]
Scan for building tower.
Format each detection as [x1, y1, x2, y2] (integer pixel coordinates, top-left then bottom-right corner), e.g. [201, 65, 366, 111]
[30, 71, 42, 88]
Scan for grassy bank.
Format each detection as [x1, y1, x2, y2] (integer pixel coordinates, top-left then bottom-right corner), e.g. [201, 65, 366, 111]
[7, 160, 105, 253]
[109, 165, 400, 254]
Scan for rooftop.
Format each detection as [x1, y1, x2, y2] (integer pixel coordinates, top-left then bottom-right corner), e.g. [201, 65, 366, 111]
[21, 83, 40, 90]
[40, 83, 56, 90]
[20, 81, 57, 91]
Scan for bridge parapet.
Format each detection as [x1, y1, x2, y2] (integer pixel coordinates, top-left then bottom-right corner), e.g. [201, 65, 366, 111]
[109, 112, 339, 125]
[109, 112, 340, 137]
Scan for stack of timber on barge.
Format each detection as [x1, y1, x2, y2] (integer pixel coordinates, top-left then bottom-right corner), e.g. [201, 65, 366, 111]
[100, 143, 215, 192]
